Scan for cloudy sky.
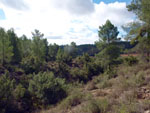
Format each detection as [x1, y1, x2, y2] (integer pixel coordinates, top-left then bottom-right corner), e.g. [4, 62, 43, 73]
[0, 0, 134, 45]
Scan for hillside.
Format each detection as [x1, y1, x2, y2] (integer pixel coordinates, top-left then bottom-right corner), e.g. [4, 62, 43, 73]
[38, 62, 150, 113]
[1, 0, 150, 112]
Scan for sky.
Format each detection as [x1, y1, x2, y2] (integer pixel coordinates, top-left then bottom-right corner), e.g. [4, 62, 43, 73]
[0, 0, 134, 45]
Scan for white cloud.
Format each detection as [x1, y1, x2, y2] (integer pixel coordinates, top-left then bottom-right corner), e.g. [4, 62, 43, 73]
[0, 0, 28, 10]
[89, 2, 134, 28]
[50, 0, 95, 15]
[0, 0, 135, 45]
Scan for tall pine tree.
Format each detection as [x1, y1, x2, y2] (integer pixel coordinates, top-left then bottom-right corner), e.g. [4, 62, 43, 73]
[7, 29, 21, 64]
[31, 29, 47, 62]
[0, 28, 13, 65]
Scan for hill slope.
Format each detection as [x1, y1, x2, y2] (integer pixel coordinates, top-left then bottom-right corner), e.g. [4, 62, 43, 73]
[38, 63, 150, 113]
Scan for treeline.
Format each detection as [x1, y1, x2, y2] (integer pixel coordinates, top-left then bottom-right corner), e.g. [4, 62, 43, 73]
[61, 42, 136, 56]
[0, 20, 123, 113]
[0, 28, 104, 113]
[1, 0, 150, 112]
[0, 20, 125, 113]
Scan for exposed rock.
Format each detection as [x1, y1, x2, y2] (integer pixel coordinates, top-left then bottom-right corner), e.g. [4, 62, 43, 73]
[137, 87, 150, 100]
[144, 110, 150, 113]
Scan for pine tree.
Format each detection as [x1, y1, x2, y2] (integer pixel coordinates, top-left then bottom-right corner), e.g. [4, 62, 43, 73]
[31, 29, 46, 62]
[48, 43, 59, 61]
[98, 20, 119, 44]
[96, 20, 120, 70]
[0, 28, 13, 65]
[19, 35, 32, 58]
[7, 29, 21, 64]
[127, 0, 150, 61]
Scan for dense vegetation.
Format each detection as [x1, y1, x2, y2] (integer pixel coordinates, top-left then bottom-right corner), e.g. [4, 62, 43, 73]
[0, 0, 150, 113]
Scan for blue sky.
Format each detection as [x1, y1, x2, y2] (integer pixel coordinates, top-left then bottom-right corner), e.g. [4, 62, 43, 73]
[0, 0, 134, 45]
[0, 9, 6, 20]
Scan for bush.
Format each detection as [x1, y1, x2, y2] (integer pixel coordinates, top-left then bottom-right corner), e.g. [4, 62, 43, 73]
[55, 62, 70, 79]
[95, 74, 112, 89]
[13, 84, 33, 113]
[70, 58, 103, 83]
[70, 67, 89, 82]
[0, 74, 16, 113]
[13, 84, 26, 100]
[123, 56, 138, 66]
[60, 90, 86, 109]
[21, 56, 44, 74]
[28, 72, 67, 106]
[82, 98, 109, 113]
[0, 74, 33, 113]
[96, 44, 121, 70]
[83, 100, 101, 113]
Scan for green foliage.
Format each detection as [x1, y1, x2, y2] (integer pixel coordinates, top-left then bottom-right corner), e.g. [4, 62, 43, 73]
[60, 89, 91, 110]
[31, 29, 47, 62]
[0, 74, 15, 101]
[21, 55, 43, 74]
[122, 21, 143, 41]
[19, 35, 32, 58]
[70, 67, 88, 82]
[79, 53, 91, 63]
[83, 100, 101, 113]
[96, 20, 121, 70]
[71, 55, 103, 82]
[13, 84, 26, 100]
[97, 44, 121, 69]
[98, 20, 119, 44]
[0, 73, 33, 113]
[56, 42, 77, 64]
[96, 74, 112, 89]
[60, 91, 84, 109]
[131, 71, 145, 87]
[77, 44, 99, 56]
[127, 0, 150, 62]
[123, 56, 138, 66]
[48, 43, 59, 61]
[127, 0, 150, 24]
[64, 42, 78, 58]
[0, 74, 15, 113]
[56, 48, 72, 64]
[56, 62, 70, 79]
[28, 72, 67, 105]
[135, 37, 150, 62]
[0, 28, 13, 65]
[82, 99, 109, 113]
[43, 39, 49, 61]
[7, 29, 21, 64]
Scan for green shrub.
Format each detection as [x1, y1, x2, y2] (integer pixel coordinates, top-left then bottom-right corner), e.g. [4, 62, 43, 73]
[70, 67, 88, 82]
[84, 100, 101, 113]
[123, 56, 138, 66]
[82, 98, 109, 113]
[70, 61, 103, 83]
[96, 75, 112, 89]
[96, 44, 121, 70]
[13, 84, 26, 100]
[60, 90, 86, 109]
[128, 71, 145, 87]
[21, 56, 44, 74]
[56, 62, 70, 79]
[28, 72, 67, 106]
[0, 74, 16, 113]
